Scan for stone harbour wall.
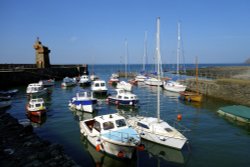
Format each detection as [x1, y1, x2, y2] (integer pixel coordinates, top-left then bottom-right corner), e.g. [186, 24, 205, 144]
[183, 78, 250, 107]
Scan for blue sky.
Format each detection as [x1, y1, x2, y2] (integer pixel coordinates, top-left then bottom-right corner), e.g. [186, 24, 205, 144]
[0, 0, 250, 64]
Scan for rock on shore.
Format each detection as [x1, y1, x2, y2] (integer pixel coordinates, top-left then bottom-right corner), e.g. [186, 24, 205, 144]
[0, 110, 80, 167]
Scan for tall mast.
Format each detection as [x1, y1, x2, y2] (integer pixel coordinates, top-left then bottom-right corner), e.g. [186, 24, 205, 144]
[143, 31, 147, 72]
[125, 39, 128, 78]
[156, 17, 161, 123]
[195, 56, 199, 94]
[177, 22, 181, 75]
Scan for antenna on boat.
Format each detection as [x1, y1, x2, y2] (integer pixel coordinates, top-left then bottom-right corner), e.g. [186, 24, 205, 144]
[156, 17, 161, 123]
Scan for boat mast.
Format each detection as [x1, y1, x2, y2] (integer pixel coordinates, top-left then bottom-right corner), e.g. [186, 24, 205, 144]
[195, 56, 199, 94]
[177, 22, 181, 75]
[143, 31, 147, 72]
[156, 17, 161, 123]
[125, 39, 128, 78]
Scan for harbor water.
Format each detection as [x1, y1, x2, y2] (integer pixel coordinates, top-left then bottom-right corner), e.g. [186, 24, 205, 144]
[5, 64, 250, 167]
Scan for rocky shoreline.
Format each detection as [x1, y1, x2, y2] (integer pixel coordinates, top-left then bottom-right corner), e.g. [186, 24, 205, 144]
[0, 110, 80, 167]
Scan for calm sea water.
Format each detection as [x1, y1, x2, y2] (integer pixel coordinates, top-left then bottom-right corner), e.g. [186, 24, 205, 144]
[6, 64, 250, 167]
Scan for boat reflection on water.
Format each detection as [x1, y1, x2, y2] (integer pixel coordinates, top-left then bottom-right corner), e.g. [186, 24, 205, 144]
[115, 105, 139, 118]
[80, 135, 136, 167]
[142, 139, 187, 165]
[26, 113, 47, 127]
[163, 90, 180, 100]
[69, 108, 97, 121]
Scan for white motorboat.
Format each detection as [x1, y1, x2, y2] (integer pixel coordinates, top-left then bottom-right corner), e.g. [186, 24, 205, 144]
[135, 74, 147, 82]
[91, 80, 108, 95]
[163, 80, 186, 93]
[61, 77, 76, 87]
[79, 113, 143, 159]
[69, 91, 97, 113]
[127, 17, 188, 150]
[26, 83, 48, 96]
[116, 81, 133, 92]
[79, 75, 91, 86]
[26, 98, 46, 116]
[144, 77, 163, 86]
[107, 89, 139, 107]
[38, 79, 55, 87]
[108, 73, 119, 84]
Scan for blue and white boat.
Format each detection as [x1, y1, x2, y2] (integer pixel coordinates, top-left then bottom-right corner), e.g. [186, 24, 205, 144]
[106, 89, 139, 106]
[79, 113, 143, 159]
[69, 91, 97, 113]
[61, 77, 77, 87]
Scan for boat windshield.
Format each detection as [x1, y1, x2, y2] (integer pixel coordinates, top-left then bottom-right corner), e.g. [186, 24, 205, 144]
[103, 121, 114, 130]
[115, 119, 126, 128]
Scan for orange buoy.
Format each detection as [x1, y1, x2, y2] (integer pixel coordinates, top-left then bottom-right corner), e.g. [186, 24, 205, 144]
[137, 144, 145, 151]
[117, 151, 124, 158]
[96, 144, 101, 152]
[177, 114, 182, 121]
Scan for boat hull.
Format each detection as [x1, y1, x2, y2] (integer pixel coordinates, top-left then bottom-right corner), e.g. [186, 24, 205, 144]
[179, 91, 202, 102]
[107, 97, 138, 106]
[144, 79, 163, 86]
[69, 102, 95, 113]
[163, 82, 186, 93]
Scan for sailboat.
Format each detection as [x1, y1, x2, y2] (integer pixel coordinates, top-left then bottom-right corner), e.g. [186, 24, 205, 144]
[135, 31, 148, 82]
[179, 57, 202, 102]
[144, 30, 163, 86]
[117, 39, 133, 91]
[163, 22, 187, 92]
[127, 17, 188, 150]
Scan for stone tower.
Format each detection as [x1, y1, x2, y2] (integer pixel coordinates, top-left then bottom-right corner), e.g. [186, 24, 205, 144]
[33, 37, 51, 68]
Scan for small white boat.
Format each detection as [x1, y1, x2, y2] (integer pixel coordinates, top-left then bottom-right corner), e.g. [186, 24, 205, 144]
[79, 75, 91, 86]
[79, 113, 143, 159]
[116, 81, 133, 92]
[90, 74, 99, 81]
[91, 80, 108, 95]
[26, 98, 46, 116]
[106, 89, 139, 106]
[135, 74, 147, 82]
[61, 77, 76, 87]
[108, 73, 119, 84]
[26, 83, 48, 96]
[69, 92, 98, 113]
[38, 79, 55, 87]
[0, 100, 11, 109]
[163, 80, 186, 93]
[144, 77, 163, 86]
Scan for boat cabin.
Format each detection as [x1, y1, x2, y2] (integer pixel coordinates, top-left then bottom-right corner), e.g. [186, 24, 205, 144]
[26, 83, 45, 93]
[115, 89, 137, 100]
[76, 92, 94, 100]
[28, 98, 46, 110]
[85, 114, 128, 133]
